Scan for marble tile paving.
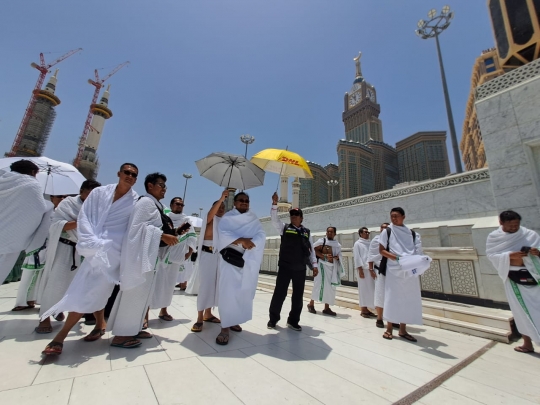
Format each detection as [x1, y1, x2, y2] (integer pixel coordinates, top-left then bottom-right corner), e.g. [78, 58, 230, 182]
[0, 281, 539, 404]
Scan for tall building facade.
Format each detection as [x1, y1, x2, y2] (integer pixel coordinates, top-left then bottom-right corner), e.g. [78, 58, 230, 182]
[77, 85, 113, 180]
[298, 162, 337, 208]
[15, 71, 61, 157]
[366, 140, 399, 192]
[460, 48, 505, 171]
[338, 140, 374, 198]
[488, 0, 540, 71]
[396, 131, 450, 183]
[342, 52, 382, 144]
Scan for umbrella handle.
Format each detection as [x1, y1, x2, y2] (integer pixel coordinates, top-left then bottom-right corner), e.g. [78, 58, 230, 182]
[275, 146, 288, 192]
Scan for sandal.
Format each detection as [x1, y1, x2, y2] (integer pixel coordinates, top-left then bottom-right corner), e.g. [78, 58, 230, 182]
[134, 331, 152, 339]
[203, 315, 221, 323]
[383, 331, 393, 340]
[399, 333, 417, 342]
[34, 325, 53, 334]
[230, 325, 242, 332]
[12, 305, 35, 311]
[514, 346, 535, 353]
[191, 322, 203, 332]
[142, 320, 148, 330]
[158, 314, 174, 322]
[42, 341, 63, 355]
[375, 320, 384, 328]
[215, 332, 229, 346]
[360, 312, 371, 318]
[322, 308, 336, 316]
[83, 328, 105, 342]
[54, 313, 65, 322]
[306, 304, 316, 314]
[111, 338, 142, 348]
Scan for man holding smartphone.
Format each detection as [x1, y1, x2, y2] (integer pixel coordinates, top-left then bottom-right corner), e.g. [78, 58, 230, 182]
[487, 210, 540, 354]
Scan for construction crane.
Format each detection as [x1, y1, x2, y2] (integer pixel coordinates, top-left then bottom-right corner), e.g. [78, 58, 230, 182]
[73, 61, 130, 168]
[6, 48, 82, 157]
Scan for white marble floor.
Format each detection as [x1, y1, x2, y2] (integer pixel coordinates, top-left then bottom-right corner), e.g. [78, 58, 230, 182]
[0, 281, 539, 404]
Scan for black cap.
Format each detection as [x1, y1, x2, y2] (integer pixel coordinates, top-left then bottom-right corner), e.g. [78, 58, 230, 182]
[289, 207, 303, 217]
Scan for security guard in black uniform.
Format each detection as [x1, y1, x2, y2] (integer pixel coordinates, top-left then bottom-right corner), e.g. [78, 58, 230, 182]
[268, 192, 318, 331]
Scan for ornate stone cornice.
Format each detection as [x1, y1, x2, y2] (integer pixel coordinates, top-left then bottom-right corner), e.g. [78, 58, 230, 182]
[476, 58, 540, 101]
[260, 168, 490, 222]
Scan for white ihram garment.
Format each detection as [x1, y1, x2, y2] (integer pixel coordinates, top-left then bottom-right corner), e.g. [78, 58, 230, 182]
[487, 226, 540, 344]
[368, 235, 385, 308]
[0, 171, 52, 284]
[311, 238, 345, 305]
[168, 212, 190, 284]
[217, 209, 265, 328]
[41, 184, 137, 319]
[15, 246, 47, 306]
[380, 224, 424, 325]
[37, 196, 83, 316]
[354, 238, 375, 308]
[150, 231, 195, 309]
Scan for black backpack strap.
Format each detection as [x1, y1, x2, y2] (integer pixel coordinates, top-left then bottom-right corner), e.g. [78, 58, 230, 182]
[412, 230, 416, 242]
[385, 227, 391, 251]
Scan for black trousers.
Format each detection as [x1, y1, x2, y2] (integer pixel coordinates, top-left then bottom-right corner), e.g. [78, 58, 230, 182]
[269, 266, 306, 325]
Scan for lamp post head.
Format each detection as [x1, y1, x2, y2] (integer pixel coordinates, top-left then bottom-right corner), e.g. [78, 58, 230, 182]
[415, 6, 453, 39]
[183, 173, 192, 180]
[240, 134, 255, 145]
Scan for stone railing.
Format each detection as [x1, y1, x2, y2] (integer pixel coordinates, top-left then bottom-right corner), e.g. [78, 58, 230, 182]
[261, 168, 490, 222]
[476, 57, 540, 101]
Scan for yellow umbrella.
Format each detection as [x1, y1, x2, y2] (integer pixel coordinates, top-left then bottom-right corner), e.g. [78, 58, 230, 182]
[251, 148, 313, 179]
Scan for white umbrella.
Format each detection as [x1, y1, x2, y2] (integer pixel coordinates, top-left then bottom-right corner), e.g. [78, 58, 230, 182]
[195, 152, 265, 190]
[0, 156, 86, 195]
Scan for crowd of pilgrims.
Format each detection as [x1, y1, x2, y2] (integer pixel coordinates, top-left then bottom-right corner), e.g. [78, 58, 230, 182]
[1, 159, 539, 355]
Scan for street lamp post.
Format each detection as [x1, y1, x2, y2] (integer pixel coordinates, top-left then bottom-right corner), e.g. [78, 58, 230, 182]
[327, 179, 339, 202]
[199, 207, 203, 218]
[182, 173, 192, 201]
[416, 5, 463, 173]
[240, 134, 255, 158]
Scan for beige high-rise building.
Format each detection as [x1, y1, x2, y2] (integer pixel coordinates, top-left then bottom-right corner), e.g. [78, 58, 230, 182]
[299, 162, 333, 208]
[396, 132, 450, 183]
[337, 140, 374, 199]
[488, 0, 540, 71]
[365, 140, 399, 192]
[460, 48, 504, 171]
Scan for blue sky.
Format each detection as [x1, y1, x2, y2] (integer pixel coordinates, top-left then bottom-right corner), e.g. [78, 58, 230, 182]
[0, 1, 495, 217]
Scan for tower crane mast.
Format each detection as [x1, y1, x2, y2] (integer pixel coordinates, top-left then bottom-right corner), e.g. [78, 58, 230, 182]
[73, 61, 129, 168]
[6, 48, 82, 157]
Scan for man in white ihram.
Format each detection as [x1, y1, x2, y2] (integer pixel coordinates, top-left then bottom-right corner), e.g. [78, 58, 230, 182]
[34, 180, 101, 334]
[379, 207, 424, 342]
[354, 226, 376, 318]
[215, 192, 265, 346]
[487, 210, 540, 354]
[368, 222, 390, 328]
[108, 172, 189, 348]
[41, 163, 139, 355]
[0, 159, 52, 285]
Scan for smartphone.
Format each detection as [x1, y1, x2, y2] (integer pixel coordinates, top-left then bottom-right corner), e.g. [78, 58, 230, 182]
[521, 246, 531, 254]
[177, 223, 191, 233]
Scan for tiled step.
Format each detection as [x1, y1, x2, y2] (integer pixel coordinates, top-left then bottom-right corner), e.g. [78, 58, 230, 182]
[257, 273, 513, 343]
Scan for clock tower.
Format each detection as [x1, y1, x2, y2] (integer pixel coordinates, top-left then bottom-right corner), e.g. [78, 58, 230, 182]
[342, 52, 383, 144]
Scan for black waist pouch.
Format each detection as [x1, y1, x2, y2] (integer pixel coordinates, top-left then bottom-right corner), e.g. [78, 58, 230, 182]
[220, 247, 245, 268]
[508, 269, 538, 286]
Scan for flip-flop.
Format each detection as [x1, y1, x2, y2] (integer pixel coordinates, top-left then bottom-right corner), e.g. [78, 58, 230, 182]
[230, 325, 242, 332]
[111, 339, 142, 348]
[158, 314, 173, 322]
[84, 328, 105, 342]
[134, 331, 152, 339]
[12, 305, 35, 311]
[399, 333, 417, 342]
[191, 322, 203, 332]
[514, 346, 535, 353]
[34, 326, 53, 334]
[42, 341, 63, 355]
[215, 332, 229, 345]
[382, 331, 393, 340]
[203, 316, 221, 323]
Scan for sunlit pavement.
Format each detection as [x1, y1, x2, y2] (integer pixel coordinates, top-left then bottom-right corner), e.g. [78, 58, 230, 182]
[0, 280, 539, 404]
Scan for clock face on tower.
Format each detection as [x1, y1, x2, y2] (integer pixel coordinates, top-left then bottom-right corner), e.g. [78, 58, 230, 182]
[349, 92, 361, 107]
[367, 88, 375, 102]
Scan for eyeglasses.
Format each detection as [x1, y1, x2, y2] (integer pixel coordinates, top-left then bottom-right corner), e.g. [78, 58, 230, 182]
[122, 170, 138, 178]
[155, 183, 167, 189]
[290, 211, 301, 217]
[235, 198, 250, 203]
[173, 202, 185, 206]
[362, 231, 370, 234]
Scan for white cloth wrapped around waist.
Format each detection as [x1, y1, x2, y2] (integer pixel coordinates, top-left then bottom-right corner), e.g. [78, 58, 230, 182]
[391, 255, 432, 278]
